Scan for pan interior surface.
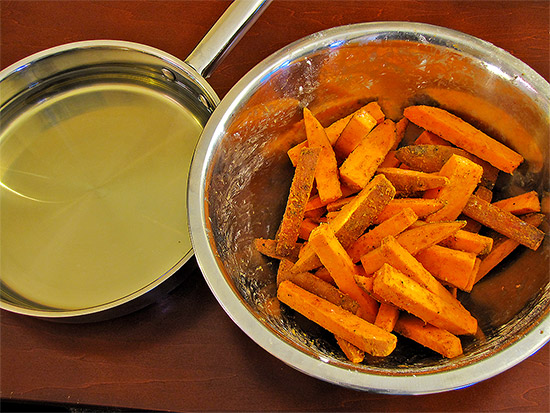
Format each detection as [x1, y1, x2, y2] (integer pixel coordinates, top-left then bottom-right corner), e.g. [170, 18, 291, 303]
[1, 72, 206, 312]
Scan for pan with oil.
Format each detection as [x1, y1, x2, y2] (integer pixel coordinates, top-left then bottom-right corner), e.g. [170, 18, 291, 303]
[0, 1, 271, 321]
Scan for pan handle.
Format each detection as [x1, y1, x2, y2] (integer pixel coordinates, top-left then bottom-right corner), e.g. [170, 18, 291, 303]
[185, 0, 272, 78]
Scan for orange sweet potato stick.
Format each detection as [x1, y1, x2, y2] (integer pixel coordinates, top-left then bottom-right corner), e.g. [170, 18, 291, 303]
[373, 198, 444, 224]
[288, 102, 386, 166]
[394, 117, 409, 147]
[286, 231, 367, 364]
[395, 220, 466, 256]
[474, 213, 545, 284]
[347, 207, 418, 263]
[438, 229, 494, 255]
[410, 220, 494, 255]
[360, 220, 465, 274]
[374, 303, 400, 332]
[377, 168, 449, 193]
[292, 174, 396, 273]
[372, 264, 478, 336]
[465, 258, 481, 293]
[462, 186, 493, 233]
[492, 191, 541, 215]
[462, 194, 545, 251]
[333, 105, 379, 160]
[308, 224, 379, 322]
[380, 117, 409, 168]
[394, 144, 499, 190]
[275, 147, 321, 256]
[403, 105, 524, 173]
[414, 130, 451, 146]
[335, 336, 365, 363]
[362, 101, 386, 124]
[326, 195, 356, 212]
[298, 218, 319, 241]
[326, 174, 396, 249]
[423, 154, 483, 222]
[370, 236, 469, 310]
[255, 238, 302, 262]
[303, 108, 343, 204]
[339, 119, 397, 191]
[305, 184, 355, 212]
[277, 280, 397, 356]
[312, 267, 336, 285]
[378, 151, 402, 168]
[415, 245, 478, 292]
[277, 259, 359, 314]
[394, 313, 463, 358]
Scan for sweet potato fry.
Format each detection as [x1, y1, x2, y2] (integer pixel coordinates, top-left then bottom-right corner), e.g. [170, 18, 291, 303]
[329, 174, 396, 248]
[370, 236, 468, 310]
[414, 130, 451, 146]
[292, 174, 396, 273]
[463, 194, 545, 251]
[354, 273, 390, 305]
[326, 195, 355, 212]
[379, 151, 401, 168]
[339, 120, 397, 191]
[277, 280, 397, 356]
[375, 303, 400, 332]
[395, 144, 499, 189]
[255, 238, 302, 262]
[347, 207, 418, 263]
[462, 186, 493, 233]
[310, 96, 375, 126]
[363, 101, 386, 124]
[303, 108, 342, 204]
[465, 258, 481, 293]
[377, 168, 449, 193]
[333, 106, 378, 160]
[277, 260, 359, 314]
[395, 220, 466, 255]
[372, 264, 478, 336]
[394, 313, 463, 358]
[335, 336, 365, 363]
[373, 198, 444, 224]
[360, 220, 465, 274]
[298, 218, 319, 240]
[275, 147, 321, 256]
[325, 113, 354, 144]
[307, 224, 379, 322]
[313, 267, 336, 285]
[287, 101, 382, 166]
[415, 245, 477, 292]
[423, 154, 483, 222]
[439, 229, 494, 255]
[492, 191, 541, 215]
[394, 117, 409, 147]
[474, 213, 545, 283]
[403, 105, 523, 173]
[305, 184, 355, 211]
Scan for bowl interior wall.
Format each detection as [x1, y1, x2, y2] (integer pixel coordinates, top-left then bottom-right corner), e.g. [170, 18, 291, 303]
[205, 37, 549, 373]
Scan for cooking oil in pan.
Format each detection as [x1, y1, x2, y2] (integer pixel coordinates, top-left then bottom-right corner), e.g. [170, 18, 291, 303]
[1, 83, 203, 310]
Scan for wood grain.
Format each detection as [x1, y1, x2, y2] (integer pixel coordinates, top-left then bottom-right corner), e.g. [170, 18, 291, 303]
[1, 1, 548, 411]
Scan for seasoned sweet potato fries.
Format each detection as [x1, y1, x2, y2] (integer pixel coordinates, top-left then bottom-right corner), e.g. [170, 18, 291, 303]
[256, 103, 546, 362]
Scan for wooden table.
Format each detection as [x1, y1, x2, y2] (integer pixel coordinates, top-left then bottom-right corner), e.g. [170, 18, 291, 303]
[1, 1, 548, 411]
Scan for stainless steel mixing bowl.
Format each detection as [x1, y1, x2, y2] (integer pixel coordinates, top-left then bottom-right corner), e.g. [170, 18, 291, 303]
[188, 22, 549, 394]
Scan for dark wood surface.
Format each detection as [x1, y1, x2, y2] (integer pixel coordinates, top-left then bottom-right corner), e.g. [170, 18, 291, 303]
[1, 1, 549, 412]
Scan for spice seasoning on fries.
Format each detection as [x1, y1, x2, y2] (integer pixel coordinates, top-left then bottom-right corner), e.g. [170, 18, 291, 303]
[256, 103, 546, 361]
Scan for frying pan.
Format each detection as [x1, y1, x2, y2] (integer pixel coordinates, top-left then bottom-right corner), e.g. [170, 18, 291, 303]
[0, 0, 271, 321]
